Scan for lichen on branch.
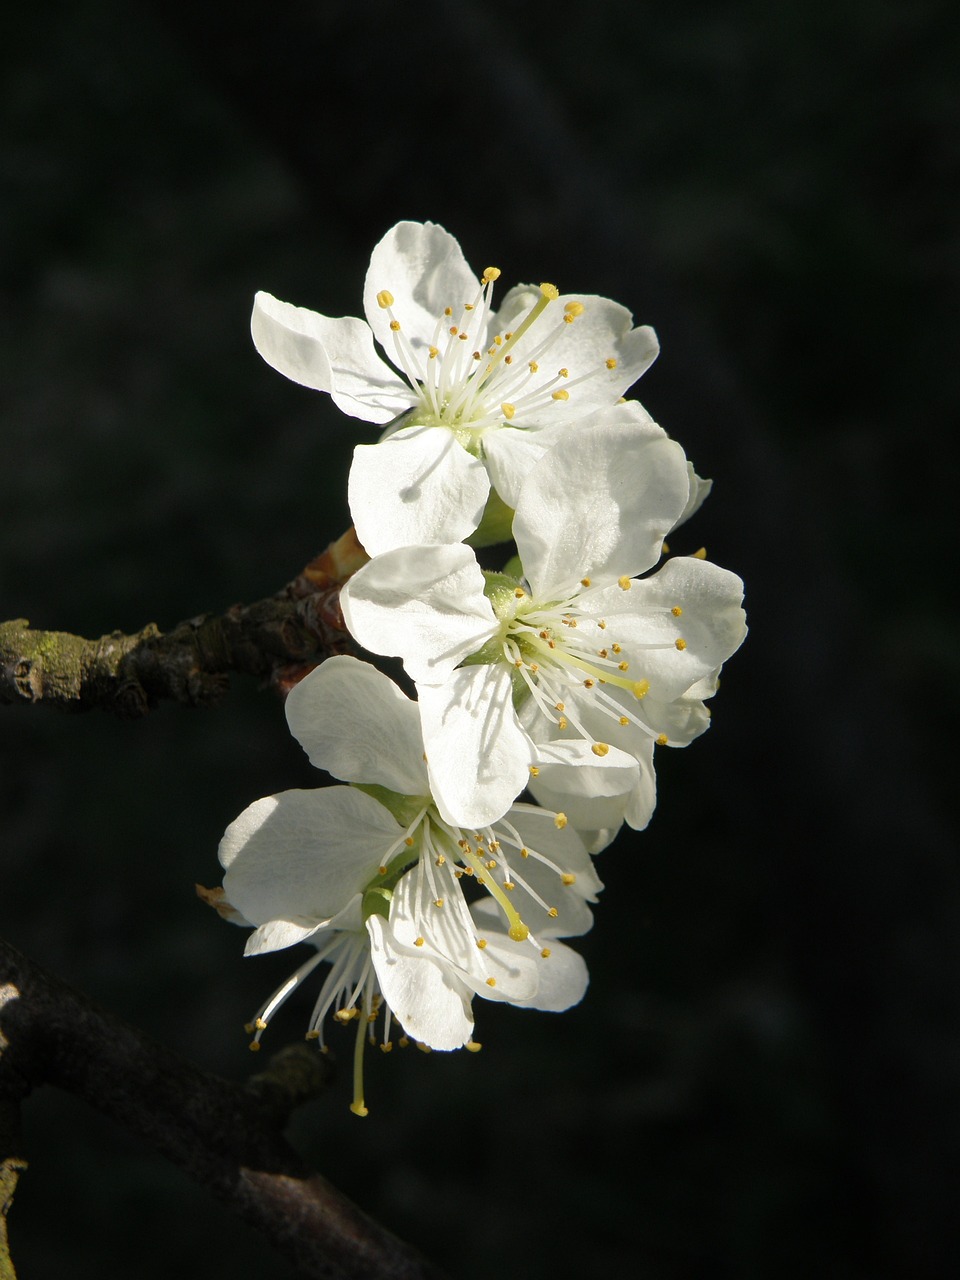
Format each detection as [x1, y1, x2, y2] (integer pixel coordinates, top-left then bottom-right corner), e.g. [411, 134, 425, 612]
[0, 529, 367, 717]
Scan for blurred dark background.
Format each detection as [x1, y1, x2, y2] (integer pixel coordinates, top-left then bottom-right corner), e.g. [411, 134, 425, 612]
[2, 2, 958, 1276]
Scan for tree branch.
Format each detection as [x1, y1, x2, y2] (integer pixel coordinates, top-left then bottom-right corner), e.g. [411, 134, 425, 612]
[0, 529, 367, 717]
[0, 938, 447, 1280]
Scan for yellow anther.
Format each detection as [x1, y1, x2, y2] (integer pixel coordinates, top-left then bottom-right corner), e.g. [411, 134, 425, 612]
[466, 1040, 483, 1053]
[414, 936, 425, 947]
[633, 680, 650, 699]
[514, 586, 526, 598]
[591, 742, 610, 757]
[503, 880, 515, 890]
[581, 577, 591, 587]
[598, 648, 608, 658]
[548, 907, 559, 918]
[502, 402, 516, 419]
[675, 638, 687, 651]
[619, 716, 630, 725]
[334, 1007, 358, 1023]
[486, 859, 497, 870]
[389, 319, 401, 331]
[378, 865, 387, 875]
[486, 977, 497, 987]
[562, 313, 576, 324]
[605, 357, 617, 369]
[444, 306, 453, 316]
[434, 898, 444, 908]
[558, 367, 569, 377]
[657, 734, 669, 746]
[529, 765, 540, 777]
[428, 346, 439, 359]
[436, 854, 446, 867]
[555, 701, 565, 711]
[552, 389, 570, 401]
[529, 663, 539, 673]
[520, 847, 529, 858]
[416, 1042, 432, 1054]
[494, 334, 503, 345]
[514, 658, 523, 669]
[459, 332, 469, 341]
[243, 1021, 255, 1034]
[380, 1041, 393, 1054]
[598, 619, 607, 629]
[476, 938, 488, 950]
[558, 717, 568, 730]
[305, 1029, 320, 1041]
[618, 575, 632, 590]
[449, 325, 459, 335]
[561, 873, 577, 886]
[254, 1017, 268, 1031]
[612, 643, 622, 654]
[541, 947, 552, 959]
[505, 332, 513, 339]
[404, 836, 415, 846]
[554, 813, 568, 829]
[529, 360, 539, 372]
[473, 350, 481, 360]
[483, 266, 501, 282]
[248, 1041, 262, 1052]
[376, 290, 394, 308]
[662, 540, 671, 554]
[564, 301, 584, 316]
[672, 605, 683, 616]
[583, 679, 595, 689]
[693, 546, 707, 559]
[504, 353, 513, 362]
[618, 660, 630, 671]
[540, 282, 560, 300]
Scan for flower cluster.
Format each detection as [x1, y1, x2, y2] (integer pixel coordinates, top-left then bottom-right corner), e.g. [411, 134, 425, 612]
[216, 221, 746, 1114]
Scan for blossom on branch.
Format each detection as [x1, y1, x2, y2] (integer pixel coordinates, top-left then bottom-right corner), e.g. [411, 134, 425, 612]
[216, 656, 600, 1114]
[341, 416, 747, 842]
[252, 220, 660, 553]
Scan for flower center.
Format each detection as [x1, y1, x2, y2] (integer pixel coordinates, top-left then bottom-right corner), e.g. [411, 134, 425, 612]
[374, 272, 617, 439]
[476, 571, 690, 751]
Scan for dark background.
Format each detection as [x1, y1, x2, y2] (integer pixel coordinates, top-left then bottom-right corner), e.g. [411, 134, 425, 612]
[2, 2, 958, 1276]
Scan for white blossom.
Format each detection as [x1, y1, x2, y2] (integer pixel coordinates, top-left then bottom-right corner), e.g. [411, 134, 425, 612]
[217, 656, 601, 1113]
[341, 416, 747, 840]
[251, 220, 660, 553]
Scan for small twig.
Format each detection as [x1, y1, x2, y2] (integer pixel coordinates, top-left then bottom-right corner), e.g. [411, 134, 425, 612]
[0, 938, 447, 1280]
[0, 529, 367, 717]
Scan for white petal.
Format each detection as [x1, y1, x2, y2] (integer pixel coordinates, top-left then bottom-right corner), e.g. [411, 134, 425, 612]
[348, 426, 489, 557]
[469, 900, 589, 1010]
[493, 287, 660, 419]
[220, 788, 401, 931]
[362, 221, 480, 358]
[283, 656, 428, 795]
[251, 292, 410, 423]
[673, 464, 713, 531]
[513, 421, 691, 599]
[367, 913, 474, 1050]
[243, 918, 323, 956]
[481, 424, 564, 509]
[495, 802, 603, 938]
[340, 544, 496, 684]
[418, 666, 534, 828]
[602, 556, 747, 701]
